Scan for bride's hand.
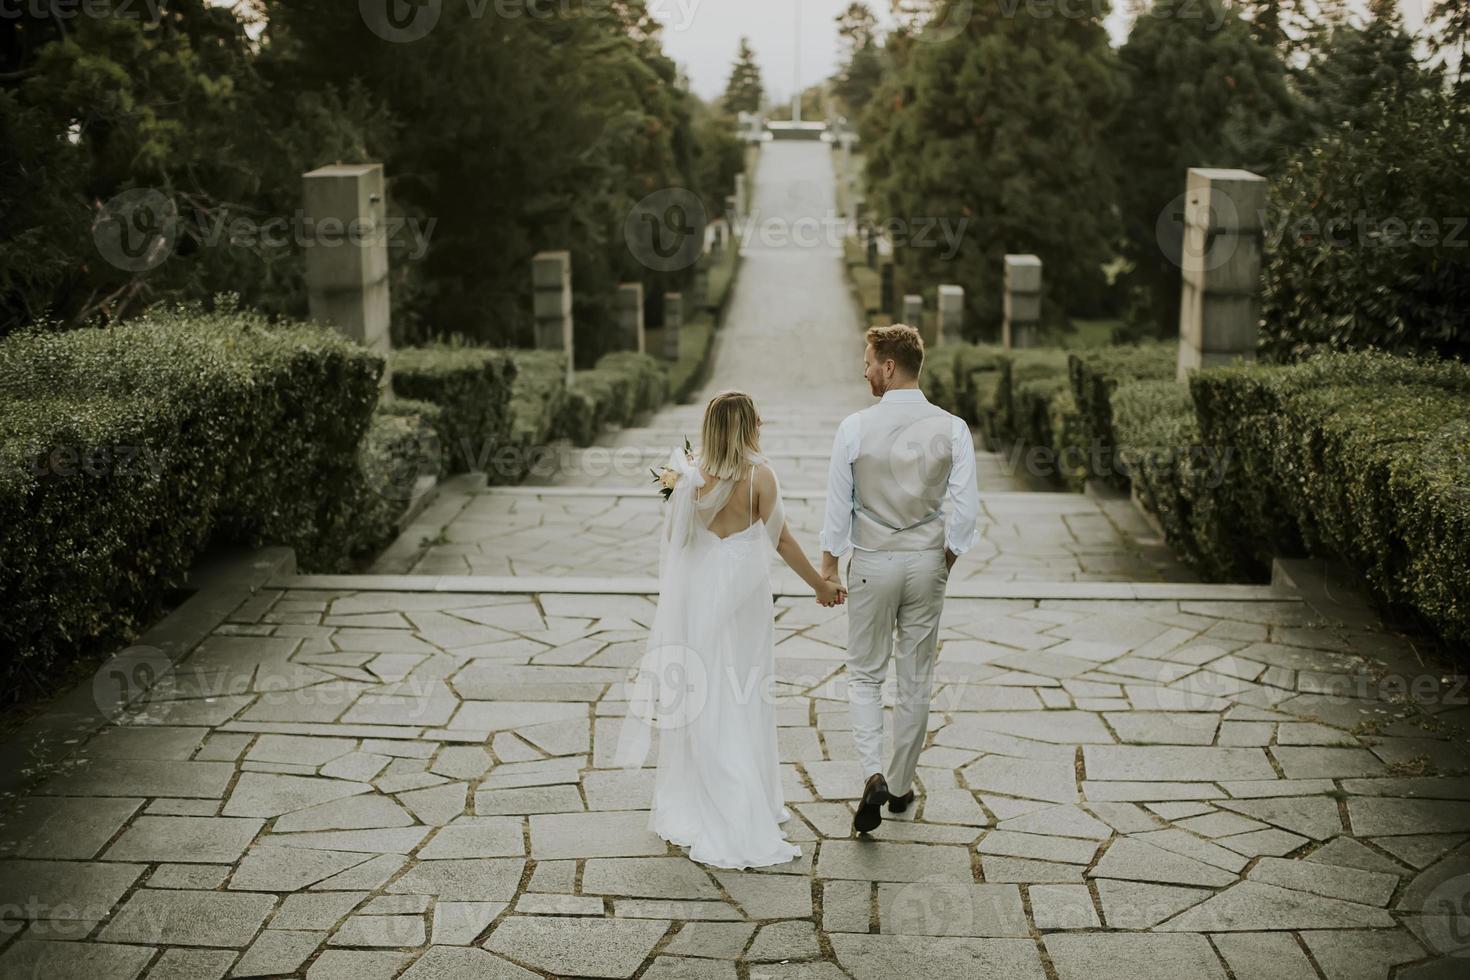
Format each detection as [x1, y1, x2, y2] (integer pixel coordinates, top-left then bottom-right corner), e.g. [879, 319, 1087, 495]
[815, 580, 844, 607]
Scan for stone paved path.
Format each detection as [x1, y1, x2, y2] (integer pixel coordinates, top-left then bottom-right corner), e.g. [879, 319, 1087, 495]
[3, 143, 1469, 979]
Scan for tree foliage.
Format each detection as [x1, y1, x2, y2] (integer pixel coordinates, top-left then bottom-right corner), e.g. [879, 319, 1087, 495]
[0, 0, 737, 365]
[723, 36, 764, 114]
[1110, 0, 1299, 338]
[862, 3, 1123, 338]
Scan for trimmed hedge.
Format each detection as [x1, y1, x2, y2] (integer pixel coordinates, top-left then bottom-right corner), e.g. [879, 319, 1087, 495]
[559, 353, 669, 447]
[337, 400, 446, 555]
[993, 349, 1070, 445]
[1189, 351, 1470, 644]
[390, 344, 516, 475]
[1068, 342, 1178, 489]
[0, 307, 382, 678]
[508, 350, 571, 454]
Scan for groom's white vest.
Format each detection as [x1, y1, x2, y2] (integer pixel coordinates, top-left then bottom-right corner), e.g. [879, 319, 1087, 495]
[851, 399, 954, 553]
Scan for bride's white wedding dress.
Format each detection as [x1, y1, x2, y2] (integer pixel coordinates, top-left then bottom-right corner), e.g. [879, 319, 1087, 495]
[615, 450, 801, 870]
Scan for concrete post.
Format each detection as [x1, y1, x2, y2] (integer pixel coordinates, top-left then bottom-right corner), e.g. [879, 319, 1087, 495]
[532, 250, 574, 384]
[302, 164, 391, 384]
[880, 261, 895, 319]
[663, 292, 683, 361]
[866, 234, 878, 270]
[903, 294, 924, 340]
[616, 282, 645, 354]
[1003, 255, 1043, 349]
[1177, 167, 1268, 379]
[938, 285, 965, 345]
[734, 173, 748, 220]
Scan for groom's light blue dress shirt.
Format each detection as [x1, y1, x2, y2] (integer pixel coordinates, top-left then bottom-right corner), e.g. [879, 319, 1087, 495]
[820, 388, 981, 558]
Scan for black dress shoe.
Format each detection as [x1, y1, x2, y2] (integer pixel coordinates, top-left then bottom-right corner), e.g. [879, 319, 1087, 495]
[887, 790, 915, 814]
[853, 773, 890, 834]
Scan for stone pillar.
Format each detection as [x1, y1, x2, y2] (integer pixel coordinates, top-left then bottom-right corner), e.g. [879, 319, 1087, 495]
[866, 234, 878, 269]
[734, 173, 748, 220]
[903, 294, 924, 339]
[880, 261, 895, 319]
[532, 251, 574, 384]
[616, 282, 645, 354]
[663, 292, 683, 361]
[302, 164, 391, 383]
[1177, 167, 1268, 380]
[1003, 254, 1042, 349]
[938, 285, 965, 345]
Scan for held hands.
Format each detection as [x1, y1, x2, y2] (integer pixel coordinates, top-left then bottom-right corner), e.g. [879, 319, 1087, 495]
[815, 576, 847, 608]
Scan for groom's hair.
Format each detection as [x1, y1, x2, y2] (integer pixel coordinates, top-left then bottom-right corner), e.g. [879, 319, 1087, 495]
[866, 324, 925, 378]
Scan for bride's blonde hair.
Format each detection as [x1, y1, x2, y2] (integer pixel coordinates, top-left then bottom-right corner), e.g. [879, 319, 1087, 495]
[701, 391, 761, 480]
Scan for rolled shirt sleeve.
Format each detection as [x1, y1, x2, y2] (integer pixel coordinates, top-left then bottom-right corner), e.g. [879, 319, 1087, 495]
[945, 415, 980, 556]
[820, 414, 861, 557]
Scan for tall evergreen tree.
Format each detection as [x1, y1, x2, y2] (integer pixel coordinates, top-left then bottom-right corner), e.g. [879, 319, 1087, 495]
[1431, 0, 1470, 90]
[723, 38, 764, 114]
[1296, 0, 1443, 133]
[1110, 0, 1298, 337]
[863, 4, 1123, 336]
[833, 3, 884, 119]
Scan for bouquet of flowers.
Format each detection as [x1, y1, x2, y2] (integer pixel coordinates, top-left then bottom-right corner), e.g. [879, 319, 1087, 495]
[651, 438, 693, 500]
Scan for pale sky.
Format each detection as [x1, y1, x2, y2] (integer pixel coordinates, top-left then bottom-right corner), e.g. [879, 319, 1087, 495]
[650, 0, 1439, 103]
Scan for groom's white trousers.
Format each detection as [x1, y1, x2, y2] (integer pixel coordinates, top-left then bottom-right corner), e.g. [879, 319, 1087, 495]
[845, 548, 948, 797]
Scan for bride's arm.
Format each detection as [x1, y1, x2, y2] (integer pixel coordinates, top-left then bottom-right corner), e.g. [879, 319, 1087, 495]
[756, 465, 842, 603]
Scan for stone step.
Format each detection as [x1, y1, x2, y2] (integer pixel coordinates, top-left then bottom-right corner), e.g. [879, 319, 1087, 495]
[272, 572, 1291, 602]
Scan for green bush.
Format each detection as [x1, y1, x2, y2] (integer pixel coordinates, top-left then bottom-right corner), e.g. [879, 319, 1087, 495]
[559, 353, 669, 446]
[1112, 380, 1211, 568]
[390, 344, 516, 475]
[993, 349, 1070, 444]
[1260, 86, 1470, 361]
[920, 347, 963, 414]
[327, 401, 445, 559]
[1190, 350, 1470, 644]
[0, 306, 382, 680]
[1012, 376, 1088, 492]
[1068, 342, 1178, 488]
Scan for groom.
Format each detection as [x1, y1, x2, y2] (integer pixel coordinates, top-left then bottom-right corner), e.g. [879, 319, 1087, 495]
[820, 324, 980, 834]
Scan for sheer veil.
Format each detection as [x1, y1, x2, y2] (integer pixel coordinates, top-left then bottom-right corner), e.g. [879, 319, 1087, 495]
[614, 447, 785, 769]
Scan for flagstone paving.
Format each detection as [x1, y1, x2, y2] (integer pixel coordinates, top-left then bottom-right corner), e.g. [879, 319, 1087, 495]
[3, 142, 1468, 979]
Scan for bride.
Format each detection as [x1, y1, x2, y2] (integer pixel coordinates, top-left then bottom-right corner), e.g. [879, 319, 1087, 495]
[616, 391, 846, 869]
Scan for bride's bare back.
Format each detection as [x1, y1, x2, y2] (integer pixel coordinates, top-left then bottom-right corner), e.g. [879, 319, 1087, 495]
[699, 463, 770, 540]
